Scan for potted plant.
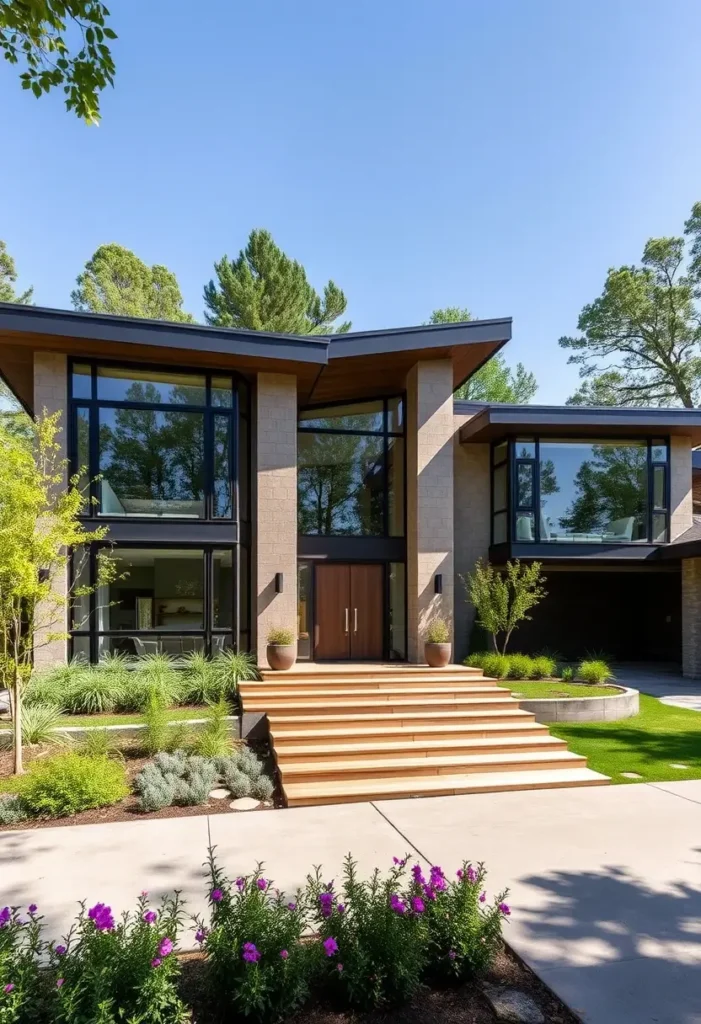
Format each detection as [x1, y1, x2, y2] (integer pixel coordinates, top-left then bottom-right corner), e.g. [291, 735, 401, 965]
[424, 618, 451, 668]
[266, 626, 296, 671]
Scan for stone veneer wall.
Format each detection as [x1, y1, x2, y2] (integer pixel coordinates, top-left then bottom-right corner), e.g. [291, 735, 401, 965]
[405, 360, 455, 662]
[255, 373, 298, 666]
[33, 352, 69, 669]
[670, 436, 693, 541]
[682, 557, 701, 678]
[453, 413, 490, 662]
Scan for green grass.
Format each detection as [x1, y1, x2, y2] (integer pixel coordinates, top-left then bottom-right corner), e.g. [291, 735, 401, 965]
[497, 681, 620, 699]
[550, 694, 701, 784]
[0, 706, 216, 731]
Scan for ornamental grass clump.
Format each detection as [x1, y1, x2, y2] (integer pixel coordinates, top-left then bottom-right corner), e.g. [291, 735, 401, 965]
[192, 696, 234, 758]
[505, 654, 535, 681]
[465, 652, 509, 679]
[529, 654, 556, 680]
[195, 850, 316, 1023]
[308, 854, 428, 1011]
[576, 659, 613, 685]
[50, 893, 189, 1024]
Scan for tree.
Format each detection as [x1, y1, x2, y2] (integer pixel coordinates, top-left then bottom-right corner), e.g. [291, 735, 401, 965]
[463, 559, 546, 654]
[0, 0, 116, 124]
[428, 308, 538, 402]
[0, 411, 113, 773]
[72, 244, 195, 322]
[0, 239, 33, 304]
[204, 229, 351, 334]
[561, 205, 701, 407]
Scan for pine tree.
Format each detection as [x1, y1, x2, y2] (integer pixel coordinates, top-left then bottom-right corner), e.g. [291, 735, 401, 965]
[72, 244, 194, 322]
[0, 239, 33, 304]
[204, 229, 351, 334]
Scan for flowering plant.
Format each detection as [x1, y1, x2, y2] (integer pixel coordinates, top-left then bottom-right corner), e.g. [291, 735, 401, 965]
[307, 854, 428, 1010]
[195, 848, 316, 1023]
[0, 903, 44, 1024]
[50, 892, 189, 1023]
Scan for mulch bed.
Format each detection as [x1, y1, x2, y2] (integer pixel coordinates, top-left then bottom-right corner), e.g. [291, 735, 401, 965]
[179, 945, 580, 1023]
[0, 740, 281, 833]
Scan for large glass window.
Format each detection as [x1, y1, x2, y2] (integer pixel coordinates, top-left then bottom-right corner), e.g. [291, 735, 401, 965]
[297, 563, 312, 660]
[70, 362, 248, 521]
[297, 397, 405, 537]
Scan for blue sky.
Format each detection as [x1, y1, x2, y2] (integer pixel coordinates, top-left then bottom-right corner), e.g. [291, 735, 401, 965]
[3, 0, 701, 403]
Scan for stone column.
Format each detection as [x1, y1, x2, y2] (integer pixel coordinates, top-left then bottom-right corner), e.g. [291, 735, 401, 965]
[255, 373, 298, 667]
[453, 431, 490, 662]
[405, 360, 455, 662]
[682, 557, 701, 678]
[670, 436, 693, 540]
[33, 352, 69, 669]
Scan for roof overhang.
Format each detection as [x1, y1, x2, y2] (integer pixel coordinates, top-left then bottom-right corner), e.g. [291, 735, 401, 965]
[458, 401, 701, 444]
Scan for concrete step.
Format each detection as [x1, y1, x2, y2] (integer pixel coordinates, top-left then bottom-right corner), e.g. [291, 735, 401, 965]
[280, 748, 586, 784]
[274, 733, 563, 763]
[240, 680, 497, 695]
[242, 686, 505, 705]
[284, 767, 611, 806]
[259, 665, 485, 681]
[258, 696, 520, 716]
[268, 708, 537, 731]
[269, 720, 546, 743]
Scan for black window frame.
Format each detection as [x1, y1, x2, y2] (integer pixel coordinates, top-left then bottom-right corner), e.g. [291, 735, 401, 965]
[68, 358, 250, 524]
[69, 541, 246, 662]
[297, 395, 407, 539]
[490, 434, 671, 545]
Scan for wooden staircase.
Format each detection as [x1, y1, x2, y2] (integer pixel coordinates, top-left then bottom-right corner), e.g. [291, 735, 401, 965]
[239, 664, 609, 807]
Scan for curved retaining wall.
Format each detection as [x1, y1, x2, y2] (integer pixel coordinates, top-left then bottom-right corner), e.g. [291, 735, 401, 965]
[518, 685, 640, 723]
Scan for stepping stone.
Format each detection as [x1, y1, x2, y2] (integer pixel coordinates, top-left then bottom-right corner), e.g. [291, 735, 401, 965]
[209, 789, 230, 800]
[621, 772, 642, 779]
[230, 797, 260, 811]
[669, 763, 689, 770]
[482, 984, 545, 1023]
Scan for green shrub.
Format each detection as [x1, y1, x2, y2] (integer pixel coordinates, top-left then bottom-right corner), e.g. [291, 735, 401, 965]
[251, 775, 274, 801]
[24, 661, 85, 708]
[63, 670, 122, 714]
[426, 618, 450, 644]
[141, 691, 173, 757]
[117, 654, 184, 712]
[529, 655, 556, 680]
[133, 750, 218, 811]
[576, 659, 613, 685]
[267, 626, 295, 646]
[560, 666, 574, 682]
[0, 793, 29, 825]
[192, 697, 233, 758]
[181, 650, 258, 705]
[480, 653, 510, 679]
[505, 654, 535, 680]
[463, 652, 488, 670]
[222, 766, 252, 799]
[21, 703, 68, 746]
[78, 727, 124, 760]
[19, 753, 129, 818]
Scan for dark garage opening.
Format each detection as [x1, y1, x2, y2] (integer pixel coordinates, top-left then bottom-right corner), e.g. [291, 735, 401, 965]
[513, 568, 681, 663]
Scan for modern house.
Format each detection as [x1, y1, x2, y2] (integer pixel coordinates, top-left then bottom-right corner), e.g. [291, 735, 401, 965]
[2, 301, 701, 803]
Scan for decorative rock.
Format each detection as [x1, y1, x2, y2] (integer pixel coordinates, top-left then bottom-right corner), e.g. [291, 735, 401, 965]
[230, 797, 260, 811]
[669, 763, 689, 770]
[621, 772, 642, 779]
[209, 789, 230, 800]
[482, 984, 545, 1024]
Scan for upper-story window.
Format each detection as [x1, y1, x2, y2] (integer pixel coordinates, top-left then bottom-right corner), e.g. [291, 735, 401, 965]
[70, 361, 249, 521]
[492, 436, 670, 545]
[297, 397, 405, 536]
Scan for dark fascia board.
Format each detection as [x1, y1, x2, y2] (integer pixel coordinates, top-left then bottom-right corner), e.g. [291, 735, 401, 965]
[490, 541, 663, 564]
[458, 400, 701, 441]
[328, 317, 512, 359]
[0, 302, 329, 365]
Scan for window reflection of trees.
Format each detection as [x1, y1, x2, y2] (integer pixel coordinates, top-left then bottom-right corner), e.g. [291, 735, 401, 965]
[298, 430, 384, 535]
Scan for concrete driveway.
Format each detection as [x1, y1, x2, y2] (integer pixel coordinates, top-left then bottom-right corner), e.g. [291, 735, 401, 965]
[613, 663, 701, 712]
[1, 782, 700, 1024]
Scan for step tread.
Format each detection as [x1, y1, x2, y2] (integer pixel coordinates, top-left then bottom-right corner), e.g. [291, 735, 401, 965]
[253, 696, 519, 710]
[243, 686, 503, 699]
[260, 665, 484, 678]
[268, 709, 535, 725]
[284, 767, 610, 803]
[281, 749, 584, 777]
[270, 721, 546, 740]
[275, 735, 562, 757]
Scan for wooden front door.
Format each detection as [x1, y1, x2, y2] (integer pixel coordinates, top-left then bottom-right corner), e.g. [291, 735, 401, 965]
[314, 564, 384, 660]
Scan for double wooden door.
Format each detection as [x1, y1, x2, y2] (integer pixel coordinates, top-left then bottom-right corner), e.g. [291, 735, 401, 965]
[314, 564, 384, 661]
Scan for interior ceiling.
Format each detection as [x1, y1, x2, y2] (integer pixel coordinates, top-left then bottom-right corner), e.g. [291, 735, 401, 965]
[460, 413, 701, 444]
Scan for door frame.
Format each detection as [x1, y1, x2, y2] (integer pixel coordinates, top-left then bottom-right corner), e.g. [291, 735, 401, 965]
[305, 560, 394, 662]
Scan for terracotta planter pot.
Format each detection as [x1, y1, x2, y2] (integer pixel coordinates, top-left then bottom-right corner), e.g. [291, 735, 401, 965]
[425, 642, 451, 668]
[267, 644, 296, 671]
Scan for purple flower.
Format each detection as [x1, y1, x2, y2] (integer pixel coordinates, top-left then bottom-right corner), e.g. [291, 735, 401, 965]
[466, 865, 477, 884]
[279, 949, 289, 960]
[323, 937, 338, 957]
[151, 958, 161, 969]
[56, 978, 64, 989]
[141, 891, 149, 898]
[337, 903, 345, 915]
[392, 856, 406, 866]
[256, 878, 267, 891]
[287, 902, 297, 912]
[319, 892, 334, 919]
[4, 984, 14, 994]
[479, 891, 486, 904]
[55, 945, 66, 956]
[390, 893, 406, 915]
[456, 869, 464, 880]
[499, 902, 511, 917]
[411, 896, 425, 914]
[0, 908, 10, 929]
[143, 910, 157, 925]
[88, 903, 114, 932]
[411, 864, 426, 886]
[337, 963, 344, 972]
[158, 937, 173, 957]
[430, 866, 447, 892]
[210, 889, 223, 903]
[422, 885, 437, 902]
[242, 942, 261, 963]
[448, 950, 456, 961]
[195, 928, 207, 944]
[28, 904, 37, 914]
[235, 877, 245, 891]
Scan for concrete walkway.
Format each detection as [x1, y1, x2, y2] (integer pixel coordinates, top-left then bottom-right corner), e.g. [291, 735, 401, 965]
[614, 663, 701, 712]
[2, 783, 700, 1024]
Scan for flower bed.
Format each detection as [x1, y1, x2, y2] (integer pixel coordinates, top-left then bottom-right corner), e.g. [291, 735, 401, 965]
[0, 849, 562, 1024]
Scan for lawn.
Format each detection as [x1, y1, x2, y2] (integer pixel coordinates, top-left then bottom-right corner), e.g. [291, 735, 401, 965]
[550, 694, 701, 784]
[497, 681, 619, 699]
[0, 707, 219, 731]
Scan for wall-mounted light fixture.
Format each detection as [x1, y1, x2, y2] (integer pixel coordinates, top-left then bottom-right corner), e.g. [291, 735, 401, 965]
[275, 572, 284, 594]
[434, 573, 443, 594]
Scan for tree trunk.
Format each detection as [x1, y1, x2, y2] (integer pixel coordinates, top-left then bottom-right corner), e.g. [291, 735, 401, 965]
[12, 681, 23, 775]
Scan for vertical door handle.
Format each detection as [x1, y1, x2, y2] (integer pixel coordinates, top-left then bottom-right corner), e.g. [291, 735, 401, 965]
[344, 608, 349, 633]
[354, 608, 358, 632]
